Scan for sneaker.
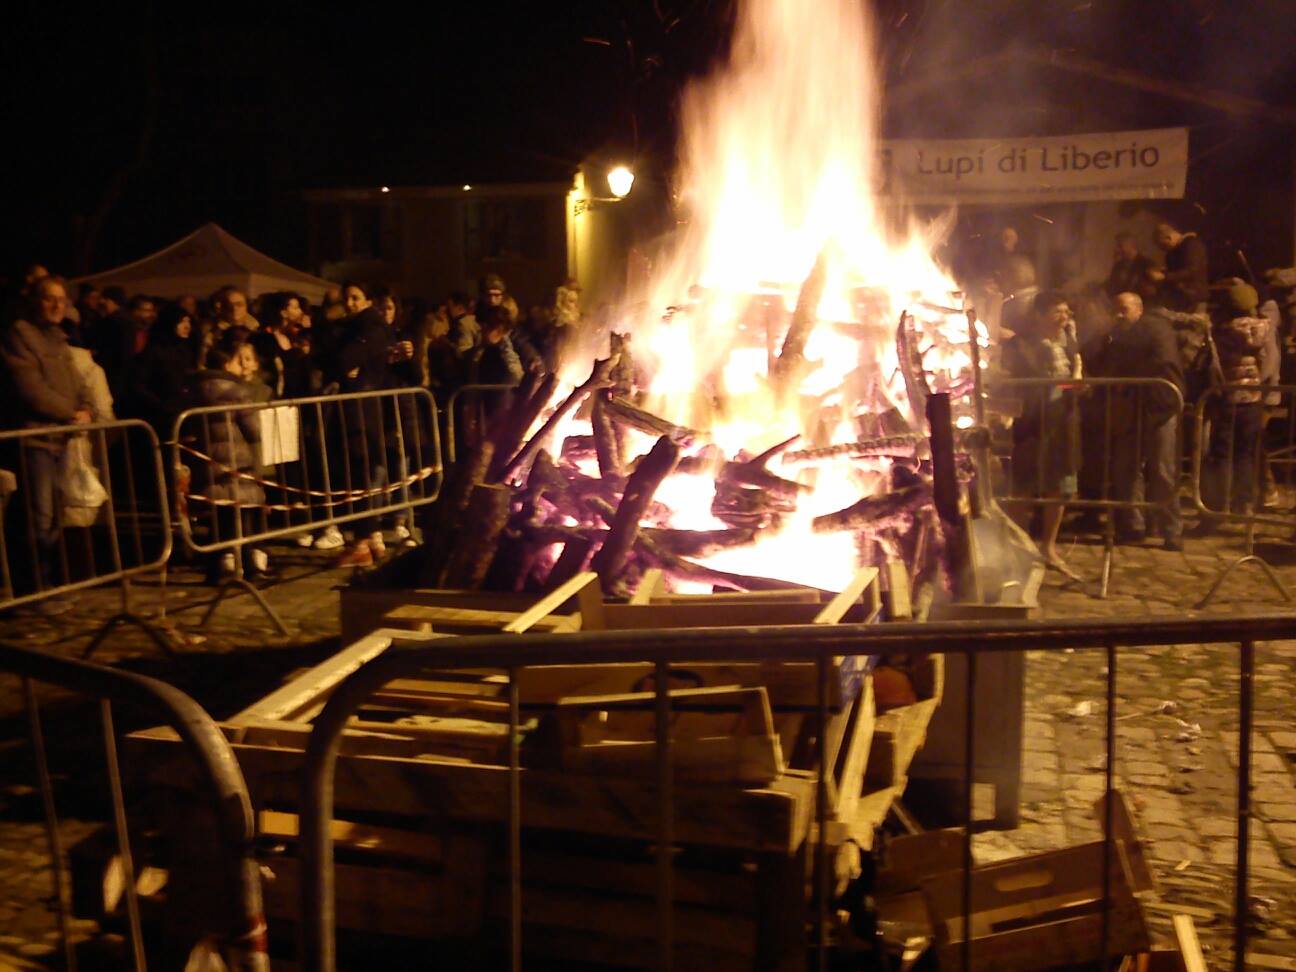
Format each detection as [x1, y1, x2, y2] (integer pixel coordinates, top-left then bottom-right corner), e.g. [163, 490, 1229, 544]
[313, 526, 345, 550]
[220, 552, 237, 574]
[334, 541, 374, 569]
[250, 549, 269, 572]
[369, 532, 387, 556]
[295, 532, 315, 548]
[394, 524, 412, 541]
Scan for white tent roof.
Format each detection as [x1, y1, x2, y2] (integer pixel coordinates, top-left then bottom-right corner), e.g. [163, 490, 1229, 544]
[76, 222, 333, 305]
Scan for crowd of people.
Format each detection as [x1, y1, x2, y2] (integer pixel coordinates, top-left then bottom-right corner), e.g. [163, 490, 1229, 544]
[5, 215, 1296, 601]
[987, 218, 1296, 579]
[0, 265, 585, 595]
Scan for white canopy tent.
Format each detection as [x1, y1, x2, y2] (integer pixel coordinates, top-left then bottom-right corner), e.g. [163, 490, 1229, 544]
[75, 222, 333, 304]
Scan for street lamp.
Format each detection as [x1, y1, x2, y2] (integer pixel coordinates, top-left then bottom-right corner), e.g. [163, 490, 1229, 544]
[607, 165, 635, 199]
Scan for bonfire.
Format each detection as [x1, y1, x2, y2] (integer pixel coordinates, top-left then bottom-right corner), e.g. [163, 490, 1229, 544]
[426, 0, 991, 598]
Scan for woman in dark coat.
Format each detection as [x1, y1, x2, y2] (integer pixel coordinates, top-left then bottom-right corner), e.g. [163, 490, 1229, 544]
[129, 304, 199, 435]
[329, 282, 394, 567]
[186, 335, 268, 581]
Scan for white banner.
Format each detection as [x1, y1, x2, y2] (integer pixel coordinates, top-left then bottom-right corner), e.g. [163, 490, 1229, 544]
[877, 127, 1188, 205]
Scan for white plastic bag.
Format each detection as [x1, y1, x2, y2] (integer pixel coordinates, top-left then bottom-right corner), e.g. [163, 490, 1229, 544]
[59, 434, 109, 527]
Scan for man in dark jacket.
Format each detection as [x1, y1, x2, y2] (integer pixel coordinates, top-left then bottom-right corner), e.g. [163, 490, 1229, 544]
[94, 293, 156, 402]
[1104, 232, 1158, 302]
[1152, 222, 1209, 312]
[1086, 292, 1185, 548]
[0, 277, 92, 601]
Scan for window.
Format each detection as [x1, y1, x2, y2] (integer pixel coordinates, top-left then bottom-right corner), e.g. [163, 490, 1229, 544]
[463, 198, 547, 263]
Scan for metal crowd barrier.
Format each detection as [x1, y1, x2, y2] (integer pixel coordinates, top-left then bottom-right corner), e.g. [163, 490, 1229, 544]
[1191, 382, 1296, 608]
[170, 388, 442, 634]
[444, 381, 522, 465]
[989, 376, 1186, 597]
[296, 613, 1296, 972]
[0, 641, 268, 971]
[0, 419, 174, 658]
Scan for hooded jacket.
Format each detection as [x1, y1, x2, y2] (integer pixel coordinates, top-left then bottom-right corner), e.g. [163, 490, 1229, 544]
[187, 369, 265, 506]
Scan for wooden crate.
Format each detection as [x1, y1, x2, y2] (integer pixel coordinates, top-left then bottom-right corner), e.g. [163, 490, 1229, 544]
[122, 565, 941, 970]
[864, 652, 945, 791]
[342, 566, 886, 711]
[875, 840, 1152, 972]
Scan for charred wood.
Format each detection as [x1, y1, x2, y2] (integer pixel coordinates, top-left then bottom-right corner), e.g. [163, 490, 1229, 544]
[499, 354, 620, 482]
[590, 435, 681, 592]
[559, 435, 597, 463]
[811, 484, 930, 534]
[896, 311, 931, 426]
[637, 534, 813, 593]
[487, 372, 558, 482]
[675, 444, 725, 475]
[718, 435, 806, 497]
[424, 441, 495, 576]
[773, 250, 829, 385]
[591, 391, 623, 477]
[547, 535, 596, 588]
[441, 483, 513, 588]
[641, 526, 759, 558]
[783, 434, 925, 464]
[603, 396, 700, 443]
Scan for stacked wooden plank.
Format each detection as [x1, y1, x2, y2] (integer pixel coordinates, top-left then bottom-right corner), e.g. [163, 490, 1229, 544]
[113, 568, 944, 970]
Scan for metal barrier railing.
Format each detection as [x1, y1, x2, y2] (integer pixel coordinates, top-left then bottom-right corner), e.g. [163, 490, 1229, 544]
[0, 419, 174, 659]
[170, 388, 442, 634]
[989, 376, 1186, 597]
[296, 612, 1296, 972]
[0, 640, 268, 971]
[444, 382, 522, 465]
[1192, 382, 1296, 608]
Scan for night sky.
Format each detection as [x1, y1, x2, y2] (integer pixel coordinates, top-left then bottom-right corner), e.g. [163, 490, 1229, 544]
[4, 0, 1295, 280]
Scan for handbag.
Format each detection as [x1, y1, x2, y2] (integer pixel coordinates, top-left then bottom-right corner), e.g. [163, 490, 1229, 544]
[59, 434, 109, 527]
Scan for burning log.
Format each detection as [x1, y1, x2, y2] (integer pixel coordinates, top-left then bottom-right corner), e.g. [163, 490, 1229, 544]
[811, 484, 931, 534]
[773, 250, 829, 386]
[637, 533, 810, 593]
[718, 435, 807, 498]
[712, 478, 797, 530]
[591, 392, 623, 478]
[567, 467, 631, 510]
[548, 535, 596, 587]
[603, 396, 700, 443]
[523, 450, 575, 510]
[441, 483, 514, 588]
[487, 372, 559, 481]
[559, 435, 597, 464]
[676, 444, 725, 474]
[896, 311, 931, 424]
[499, 354, 620, 482]
[422, 441, 496, 579]
[590, 435, 682, 592]
[641, 526, 759, 558]
[783, 434, 925, 464]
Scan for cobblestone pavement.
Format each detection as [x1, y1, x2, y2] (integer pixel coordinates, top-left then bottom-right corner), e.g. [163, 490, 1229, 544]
[0, 526, 1294, 969]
